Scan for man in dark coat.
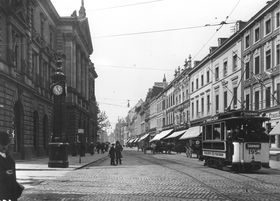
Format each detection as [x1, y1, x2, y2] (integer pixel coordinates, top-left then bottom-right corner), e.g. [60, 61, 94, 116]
[0, 130, 23, 200]
[108, 143, 116, 165]
[115, 141, 123, 165]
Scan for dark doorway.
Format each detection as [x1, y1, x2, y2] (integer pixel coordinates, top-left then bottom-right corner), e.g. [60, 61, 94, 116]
[43, 115, 49, 151]
[33, 111, 39, 152]
[14, 101, 24, 159]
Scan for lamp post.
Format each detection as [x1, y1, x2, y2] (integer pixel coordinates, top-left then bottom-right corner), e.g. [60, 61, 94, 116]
[48, 53, 69, 168]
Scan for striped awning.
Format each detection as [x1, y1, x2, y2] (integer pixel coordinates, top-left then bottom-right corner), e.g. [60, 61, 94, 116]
[128, 138, 136, 143]
[269, 123, 280, 135]
[139, 133, 149, 141]
[165, 129, 187, 139]
[150, 129, 173, 142]
[131, 138, 139, 143]
[179, 126, 201, 140]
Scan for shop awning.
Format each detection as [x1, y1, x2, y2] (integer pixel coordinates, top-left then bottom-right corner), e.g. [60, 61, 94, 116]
[133, 138, 140, 143]
[179, 126, 201, 140]
[165, 129, 187, 139]
[139, 133, 149, 141]
[124, 139, 130, 144]
[150, 129, 173, 142]
[269, 123, 280, 135]
[128, 138, 136, 143]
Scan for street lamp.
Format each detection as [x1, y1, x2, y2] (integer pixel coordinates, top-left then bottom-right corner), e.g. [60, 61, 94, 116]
[48, 53, 69, 168]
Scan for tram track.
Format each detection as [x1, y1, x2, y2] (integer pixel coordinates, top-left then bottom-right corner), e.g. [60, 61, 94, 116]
[199, 166, 280, 199]
[82, 151, 280, 200]
[166, 155, 280, 187]
[136, 154, 236, 201]
[145, 154, 280, 200]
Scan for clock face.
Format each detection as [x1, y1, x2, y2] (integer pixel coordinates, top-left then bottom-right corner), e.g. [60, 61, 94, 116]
[53, 85, 63, 95]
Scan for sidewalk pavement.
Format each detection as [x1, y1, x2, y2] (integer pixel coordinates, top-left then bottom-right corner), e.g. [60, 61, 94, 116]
[16, 152, 108, 171]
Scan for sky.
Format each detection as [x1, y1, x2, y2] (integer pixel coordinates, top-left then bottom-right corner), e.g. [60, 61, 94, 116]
[51, 0, 270, 132]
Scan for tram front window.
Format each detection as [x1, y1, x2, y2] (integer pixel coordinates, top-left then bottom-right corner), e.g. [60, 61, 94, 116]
[227, 119, 269, 142]
[213, 124, 221, 140]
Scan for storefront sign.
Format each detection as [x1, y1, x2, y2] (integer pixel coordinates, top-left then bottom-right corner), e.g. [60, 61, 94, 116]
[268, 111, 280, 119]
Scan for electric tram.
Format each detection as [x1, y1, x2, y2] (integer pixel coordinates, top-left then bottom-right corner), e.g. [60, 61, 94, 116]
[201, 109, 270, 171]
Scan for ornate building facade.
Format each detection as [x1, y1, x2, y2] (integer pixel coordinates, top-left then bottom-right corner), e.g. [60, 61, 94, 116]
[0, 0, 97, 159]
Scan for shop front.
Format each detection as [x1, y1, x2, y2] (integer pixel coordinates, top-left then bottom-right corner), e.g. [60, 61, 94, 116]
[267, 111, 280, 150]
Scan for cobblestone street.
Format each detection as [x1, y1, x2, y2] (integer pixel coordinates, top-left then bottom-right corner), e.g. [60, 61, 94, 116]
[19, 149, 280, 201]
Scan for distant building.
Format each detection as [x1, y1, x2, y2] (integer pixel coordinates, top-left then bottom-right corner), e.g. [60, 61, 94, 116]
[118, 0, 280, 152]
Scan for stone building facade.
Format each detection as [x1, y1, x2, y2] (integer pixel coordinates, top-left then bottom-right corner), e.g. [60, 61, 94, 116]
[0, 0, 97, 159]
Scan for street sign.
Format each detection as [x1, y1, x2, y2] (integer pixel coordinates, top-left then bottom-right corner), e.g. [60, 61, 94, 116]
[78, 129, 84, 134]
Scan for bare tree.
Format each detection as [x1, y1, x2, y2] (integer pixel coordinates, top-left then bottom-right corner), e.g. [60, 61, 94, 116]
[95, 103, 111, 132]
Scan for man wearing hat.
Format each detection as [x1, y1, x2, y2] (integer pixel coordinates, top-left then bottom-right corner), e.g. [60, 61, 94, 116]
[0, 130, 23, 200]
[108, 143, 116, 165]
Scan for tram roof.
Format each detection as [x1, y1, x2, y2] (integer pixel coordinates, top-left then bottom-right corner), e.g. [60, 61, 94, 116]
[201, 110, 270, 125]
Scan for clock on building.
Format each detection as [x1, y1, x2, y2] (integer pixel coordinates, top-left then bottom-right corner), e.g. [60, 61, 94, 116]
[52, 85, 63, 95]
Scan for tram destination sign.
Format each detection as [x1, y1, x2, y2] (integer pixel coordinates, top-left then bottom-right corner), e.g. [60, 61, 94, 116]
[246, 143, 261, 149]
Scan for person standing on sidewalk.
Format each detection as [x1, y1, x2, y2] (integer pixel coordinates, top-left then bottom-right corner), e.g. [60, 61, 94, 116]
[0, 131, 24, 201]
[115, 141, 123, 165]
[108, 143, 116, 165]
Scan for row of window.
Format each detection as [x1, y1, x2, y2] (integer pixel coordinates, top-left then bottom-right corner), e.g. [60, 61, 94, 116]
[191, 71, 210, 92]
[245, 44, 280, 79]
[245, 84, 280, 110]
[244, 11, 280, 49]
[191, 84, 280, 120]
[190, 42, 280, 88]
[160, 111, 189, 128]
[191, 87, 239, 119]
[191, 94, 211, 118]
[161, 89, 189, 110]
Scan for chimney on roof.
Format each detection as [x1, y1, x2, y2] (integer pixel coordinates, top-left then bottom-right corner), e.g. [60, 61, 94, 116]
[232, 20, 247, 33]
[218, 38, 228, 46]
[209, 46, 218, 54]
[193, 60, 200, 67]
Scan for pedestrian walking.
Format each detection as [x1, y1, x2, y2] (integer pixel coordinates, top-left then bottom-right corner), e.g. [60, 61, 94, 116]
[151, 143, 156, 154]
[108, 143, 116, 165]
[0, 131, 24, 201]
[115, 141, 123, 165]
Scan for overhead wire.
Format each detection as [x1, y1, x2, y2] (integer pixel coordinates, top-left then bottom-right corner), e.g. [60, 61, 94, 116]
[230, 50, 280, 107]
[93, 0, 239, 126]
[190, 0, 243, 108]
[192, 0, 241, 60]
[93, 22, 236, 39]
[98, 102, 128, 108]
[90, 0, 165, 11]
[95, 64, 174, 72]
